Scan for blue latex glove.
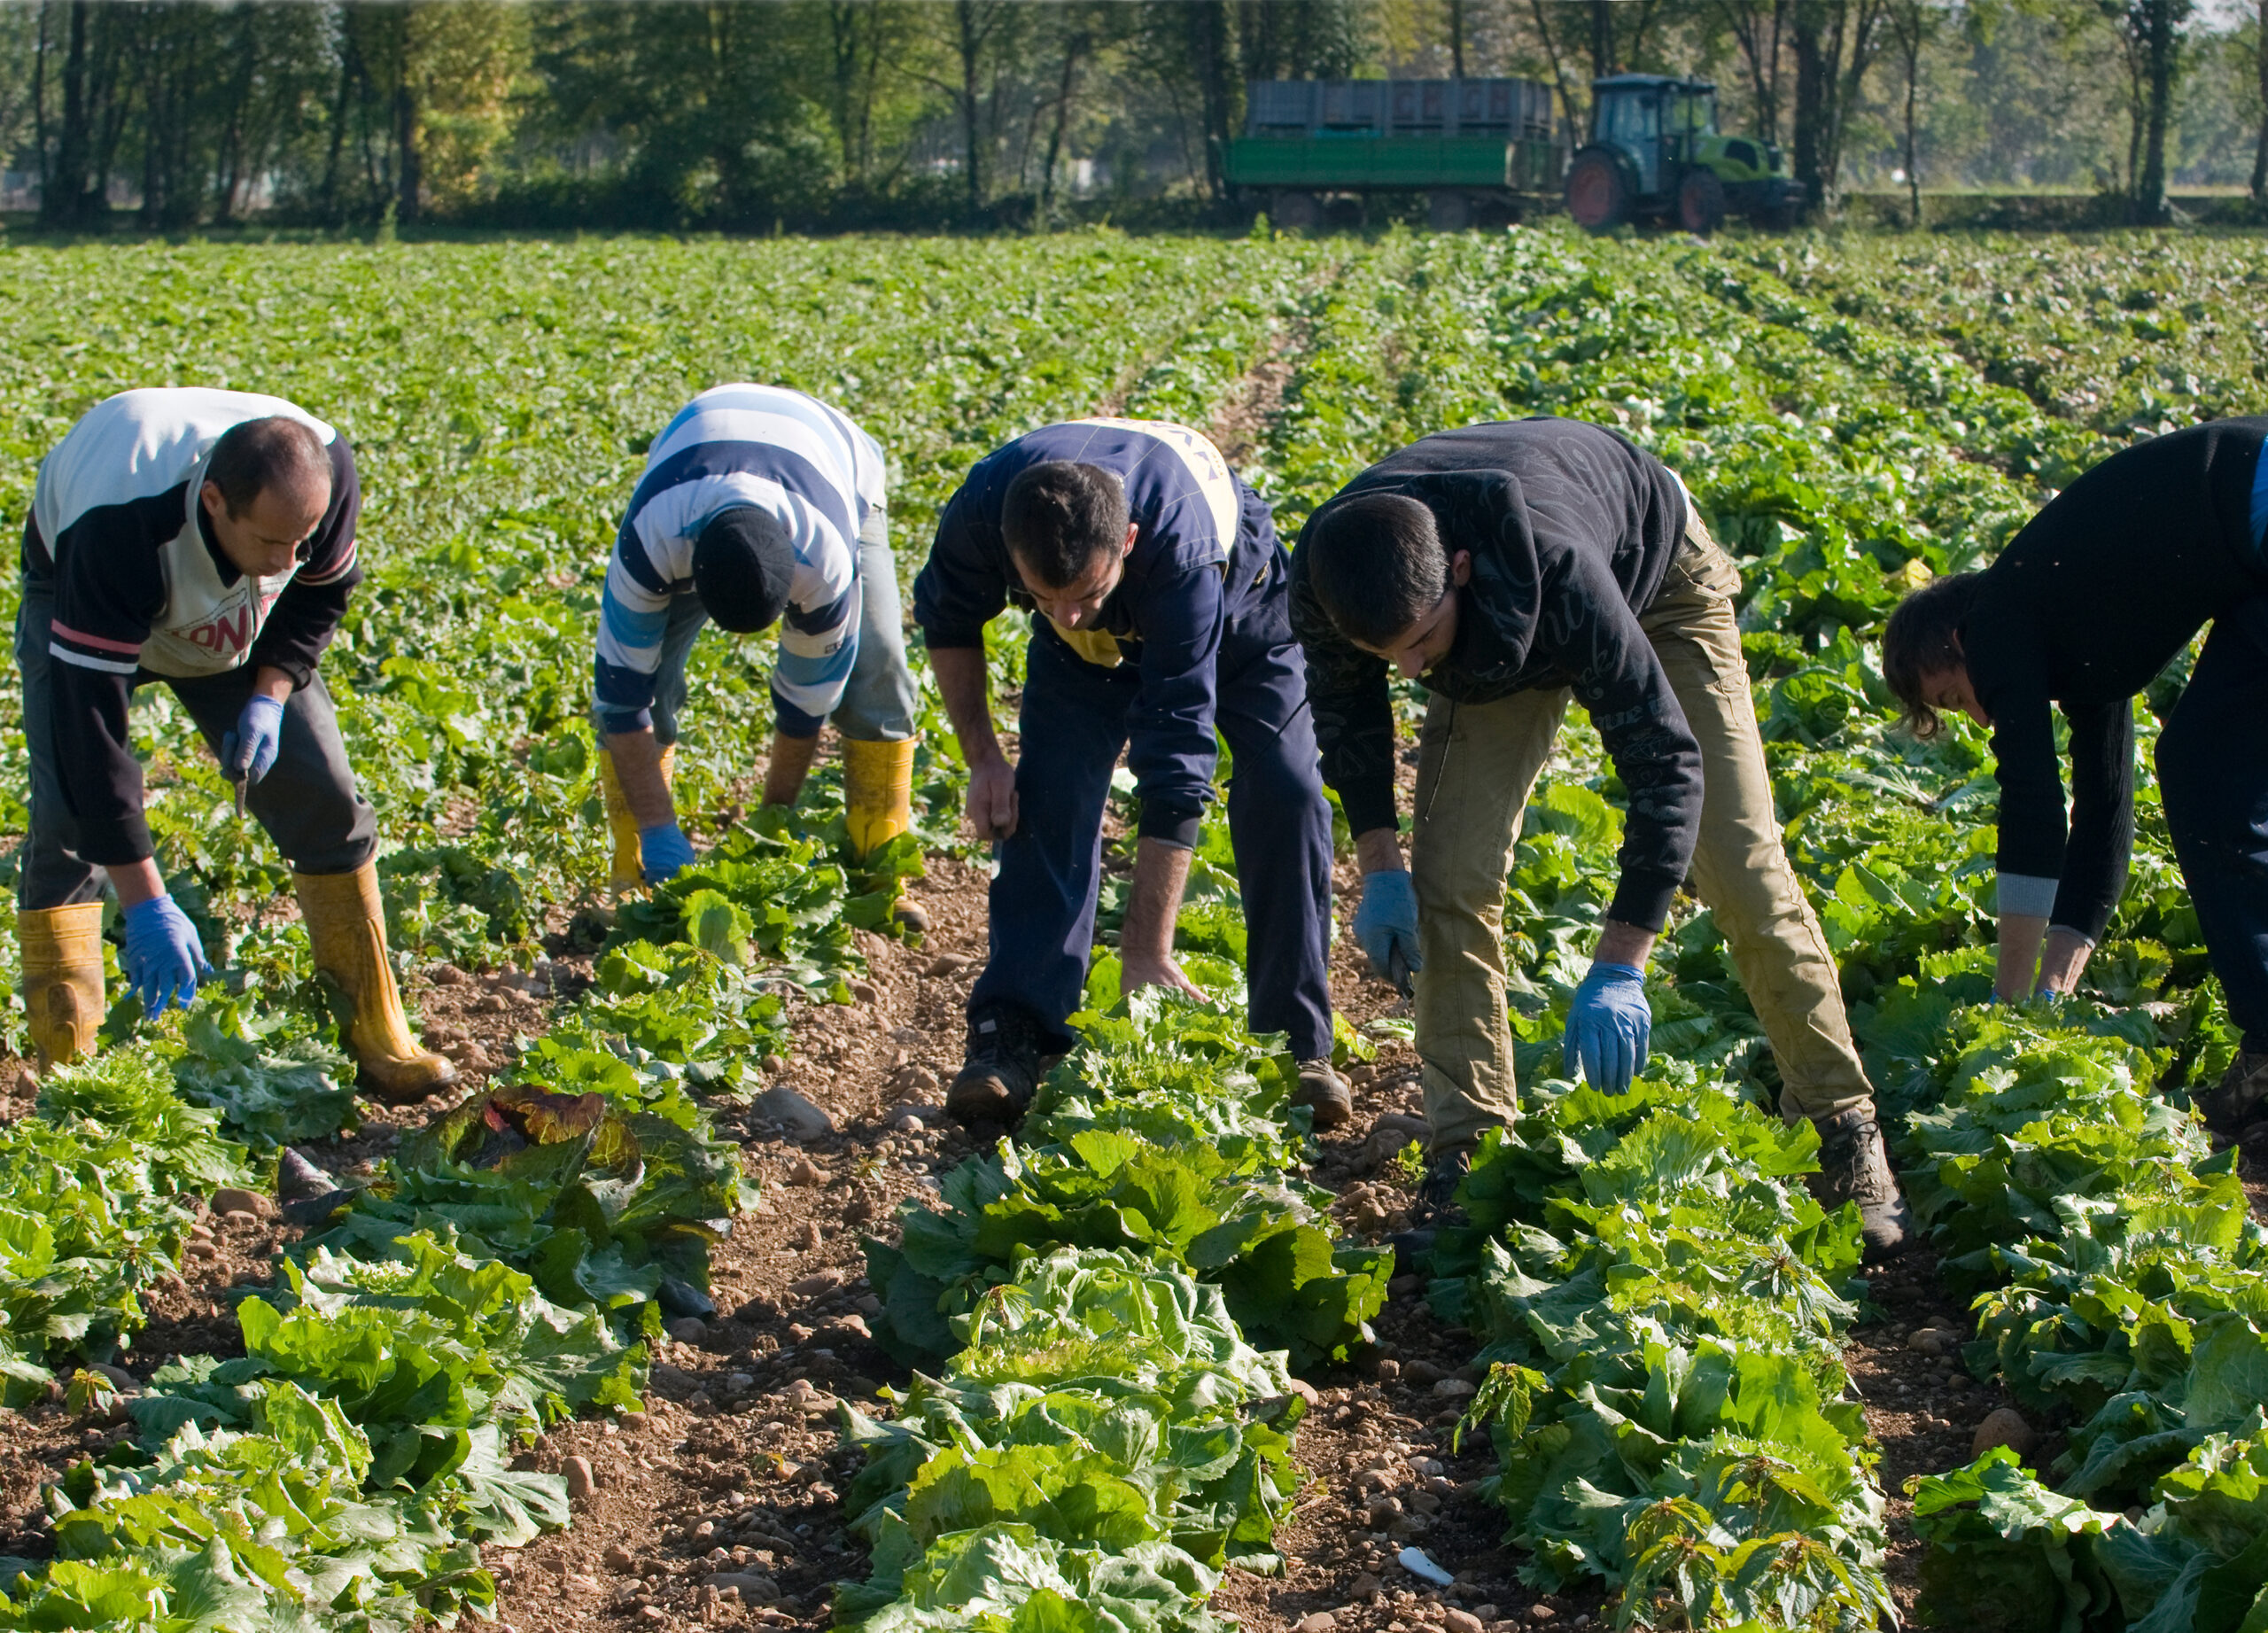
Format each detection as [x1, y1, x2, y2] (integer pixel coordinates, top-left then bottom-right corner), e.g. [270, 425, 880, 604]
[640, 821, 696, 886]
[1353, 870, 1423, 983]
[1563, 962, 1651, 1092]
[221, 693, 285, 785]
[120, 893, 213, 1018]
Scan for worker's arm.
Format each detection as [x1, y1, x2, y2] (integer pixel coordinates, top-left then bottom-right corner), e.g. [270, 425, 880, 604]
[928, 644, 1016, 841]
[1995, 912, 2050, 1003]
[762, 731, 823, 809]
[1119, 836, 1205, 999]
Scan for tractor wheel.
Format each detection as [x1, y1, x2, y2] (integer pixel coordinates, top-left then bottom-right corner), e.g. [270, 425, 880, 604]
[1270, 190, 1320, 230]
[1677, 169, 1727, 236]
[1564, 151, 1628, 233]
[1426, 190, 1472, 230]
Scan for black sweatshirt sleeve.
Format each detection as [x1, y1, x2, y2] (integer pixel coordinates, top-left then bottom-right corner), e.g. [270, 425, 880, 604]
[1984, 681, 2070, 890]
[246, 438, 361, 687]
[1554, 553, 1704, 930]
[1287, 549, 1400, 836]
[912, 486, 1009, 650]
[2052, 699, 2134, 942]
[43, 501, 171, 866]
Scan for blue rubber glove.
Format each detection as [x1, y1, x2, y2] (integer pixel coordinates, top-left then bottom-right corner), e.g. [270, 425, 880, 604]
[640, 821, 697, 886]
[120, 893, 214, 1018]
[1353, 870, 1423, 982]
[221, 693, 285, 785]
[1562, 961, 1651, 1092]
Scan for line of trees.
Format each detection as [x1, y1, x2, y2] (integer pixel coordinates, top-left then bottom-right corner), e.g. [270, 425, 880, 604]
[0, 0, 2256, 233]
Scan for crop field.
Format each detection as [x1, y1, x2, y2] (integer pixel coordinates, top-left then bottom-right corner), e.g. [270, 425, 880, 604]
[0, 222, 2264, 1633]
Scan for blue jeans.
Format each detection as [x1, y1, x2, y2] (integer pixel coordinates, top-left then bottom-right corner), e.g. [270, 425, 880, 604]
[968, 558, 1336, 1061]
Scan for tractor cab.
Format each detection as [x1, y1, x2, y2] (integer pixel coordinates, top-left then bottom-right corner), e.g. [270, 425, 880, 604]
[1566, 74, 1805, 233]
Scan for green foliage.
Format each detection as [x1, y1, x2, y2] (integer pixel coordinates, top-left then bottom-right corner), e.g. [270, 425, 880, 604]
[864, 991, 1388, 1376]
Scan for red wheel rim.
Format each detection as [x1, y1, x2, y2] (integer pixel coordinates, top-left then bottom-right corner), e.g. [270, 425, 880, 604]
[1568, 161, 1614, 227]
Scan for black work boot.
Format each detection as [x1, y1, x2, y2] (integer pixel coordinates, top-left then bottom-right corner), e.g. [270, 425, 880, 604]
[1293, 1058, 1353, 1131]
[1414, 1145, 1474, 1229]
[1389, 1144, 1476, 1271]
[2195, 1049, 2268, 1138]
[946, 1007, 1045, 1130]
[1807, 1107, 1914, 1263]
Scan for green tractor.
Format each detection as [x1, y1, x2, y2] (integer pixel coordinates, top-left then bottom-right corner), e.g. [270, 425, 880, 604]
[1563, 74, 1805, 233]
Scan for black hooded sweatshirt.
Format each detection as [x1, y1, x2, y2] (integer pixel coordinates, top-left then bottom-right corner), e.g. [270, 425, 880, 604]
[1290, 417, 1697, 930]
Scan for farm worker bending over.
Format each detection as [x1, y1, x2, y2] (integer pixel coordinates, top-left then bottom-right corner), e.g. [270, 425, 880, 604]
[1293, 416, 1913, 1259]
[914, 419, 1345, 1129]
[594, 384, 922, 920]
[1884, 418, 2268, 1133]
[17, 387, 454, 1100]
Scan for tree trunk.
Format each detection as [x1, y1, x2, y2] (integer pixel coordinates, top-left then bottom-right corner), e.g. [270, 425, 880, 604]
[1449, 0, 1466, 76]
[1901, 26, 1920, 228]
[41, 0, 91, 227]
[2132, 0, 2180, 223]
[2253, 0, 2268, 199]
[1529, 0, 1581, 139]
[1790, 2, 1829, 211]
[1589, 0, 1615, 76]
[1040, 31, 1085, 214]
[393, 35, 419, 224]
[1189, 0, 1234, 201]
[956, 0, 983, 216]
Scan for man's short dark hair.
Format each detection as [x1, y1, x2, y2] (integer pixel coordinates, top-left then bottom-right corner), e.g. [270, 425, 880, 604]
[206, 416, 331, 518]
[1882, 570, 1982, 740]
[1301, 492, 1449, 648]
[1002, 462, 1129, 589]
[693, 508, 796, 634]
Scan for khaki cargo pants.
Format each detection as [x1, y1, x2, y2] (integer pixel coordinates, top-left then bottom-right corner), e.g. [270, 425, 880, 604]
[1410, 512, 1873, 1149]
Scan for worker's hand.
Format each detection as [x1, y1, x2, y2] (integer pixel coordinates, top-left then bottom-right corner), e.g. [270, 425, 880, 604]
[1353, 870, 1423, 982]
[1562, 961, 1651, 1092]
[966, 751, 1019, 843]
[1121, 948, 1206, 1003]
[639, 821, 697, 887]
[120, 893, 214, 1018]
[221, 694, 285, 786]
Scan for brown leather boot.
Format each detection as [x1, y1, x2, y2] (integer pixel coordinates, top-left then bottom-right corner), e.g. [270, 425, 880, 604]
[295, 862, 458, 1104]
[19, 902, 105, 1069]
[1808, 1107, 1914, 1262]
[1293, 1058, 1353, 1130]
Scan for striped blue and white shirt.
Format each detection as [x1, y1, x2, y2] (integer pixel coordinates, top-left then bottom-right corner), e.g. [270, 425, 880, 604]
[596, 384, 886, 737]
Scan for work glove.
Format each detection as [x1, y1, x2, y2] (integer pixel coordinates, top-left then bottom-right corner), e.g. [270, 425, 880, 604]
[120, 893, 214, 1019]
[221, 694, 285, 786]
[1563, 961, 1651, 1092]
[1353, 870, 1423, 985]
[640, 821, 697, 887]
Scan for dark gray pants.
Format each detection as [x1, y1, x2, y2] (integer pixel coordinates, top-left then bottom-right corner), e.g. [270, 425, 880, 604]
[15, 579, 377, 910]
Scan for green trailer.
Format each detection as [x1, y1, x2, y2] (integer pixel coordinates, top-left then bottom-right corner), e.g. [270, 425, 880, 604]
[1221, 77, 1565, 229]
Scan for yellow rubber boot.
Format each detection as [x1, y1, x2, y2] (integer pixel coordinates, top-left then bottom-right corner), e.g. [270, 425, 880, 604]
[842, 736, 916, 860]
[599, 744, 675, 896]
[295, 862, 459, 1104]
[19, 902, 105, 1069]
[843, 736, 927, 930]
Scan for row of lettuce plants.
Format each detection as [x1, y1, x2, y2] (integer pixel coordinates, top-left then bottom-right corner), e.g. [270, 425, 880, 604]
[837, 964, 1391, 1631]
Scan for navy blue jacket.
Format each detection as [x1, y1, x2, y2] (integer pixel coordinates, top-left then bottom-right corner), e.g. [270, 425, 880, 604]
[914, 420, 1281, 848]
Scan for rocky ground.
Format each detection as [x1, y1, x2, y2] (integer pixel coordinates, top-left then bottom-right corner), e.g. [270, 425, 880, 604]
[0, 811, 2145, 1633]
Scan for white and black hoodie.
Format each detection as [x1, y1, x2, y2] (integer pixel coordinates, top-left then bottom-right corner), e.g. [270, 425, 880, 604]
[23, 387, 361, 866]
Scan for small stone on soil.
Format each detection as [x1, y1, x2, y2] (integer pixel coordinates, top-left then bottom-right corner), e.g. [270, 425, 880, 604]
[1972, 1405, 2037, 1458]
[564, 1456, 597, 1498]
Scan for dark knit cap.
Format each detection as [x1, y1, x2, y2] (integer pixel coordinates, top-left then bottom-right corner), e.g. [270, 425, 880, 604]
[692, 508, 795, 634]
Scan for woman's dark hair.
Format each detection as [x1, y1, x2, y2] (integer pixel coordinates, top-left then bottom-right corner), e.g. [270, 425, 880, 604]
[1002, 462, 1130, 590]
[1301, 491, 1448, 648]
[1882, 570, 1983, 739]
